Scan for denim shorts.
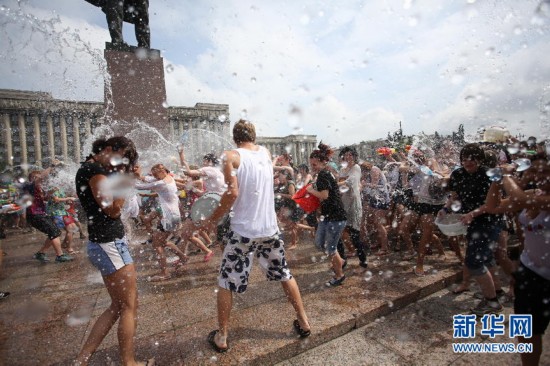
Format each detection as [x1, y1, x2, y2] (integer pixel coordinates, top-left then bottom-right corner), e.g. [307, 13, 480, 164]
[464, 221, 500, 275]
[315, 220, 347, 255]
[87, 238, 133, 276]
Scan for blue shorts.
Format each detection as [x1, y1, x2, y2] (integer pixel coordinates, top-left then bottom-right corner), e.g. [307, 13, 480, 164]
[87, 238, 133, 276]
[315, 220, 346, 255]
[52, 215, 66, 229]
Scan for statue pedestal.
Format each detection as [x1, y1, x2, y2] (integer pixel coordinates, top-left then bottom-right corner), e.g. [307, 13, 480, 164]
[104, 43, 170, 138]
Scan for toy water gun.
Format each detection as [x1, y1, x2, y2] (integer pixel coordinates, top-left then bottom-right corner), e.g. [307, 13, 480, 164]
[376, 147, 396, 156]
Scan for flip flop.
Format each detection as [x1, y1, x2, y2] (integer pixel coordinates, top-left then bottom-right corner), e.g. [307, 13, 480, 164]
[207, 330, 229, 353]
[203, 251, 214, 262]
[293, 319, 311, 338]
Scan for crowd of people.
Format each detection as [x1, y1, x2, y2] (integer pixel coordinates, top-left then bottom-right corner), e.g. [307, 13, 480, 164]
[0, 122, 548, 366]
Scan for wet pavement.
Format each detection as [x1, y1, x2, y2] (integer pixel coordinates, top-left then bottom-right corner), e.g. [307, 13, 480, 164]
[1, 226, 538, 365]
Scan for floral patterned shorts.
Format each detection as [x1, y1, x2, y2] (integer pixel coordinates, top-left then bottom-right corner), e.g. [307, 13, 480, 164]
[218, 230, 293, 293]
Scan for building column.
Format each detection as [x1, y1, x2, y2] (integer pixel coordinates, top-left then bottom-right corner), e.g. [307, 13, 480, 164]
[59, 114, 68, 162]
[18, 113, 28, 168]
[178, 119, 183, 137]
[2, 113, 13, 166]
[46, 114, 55, 161]
[73, 115, 81, 162]
[84, 115, 92, 137]
[33, 113, 42, 167]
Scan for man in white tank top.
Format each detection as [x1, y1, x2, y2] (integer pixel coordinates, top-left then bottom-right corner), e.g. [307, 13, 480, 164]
[199, 120, 311, 352]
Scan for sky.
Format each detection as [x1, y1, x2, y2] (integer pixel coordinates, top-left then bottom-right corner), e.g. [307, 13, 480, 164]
[1, 0, 550, 146]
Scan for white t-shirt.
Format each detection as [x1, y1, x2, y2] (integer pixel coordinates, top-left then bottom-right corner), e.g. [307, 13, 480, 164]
[199, 166, 226, 194]
[135, 177, 181, 231]
[230, 146, 278, 238]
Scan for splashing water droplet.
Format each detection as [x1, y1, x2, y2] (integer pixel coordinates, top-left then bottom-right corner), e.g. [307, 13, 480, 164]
[486, 168, 503, 182]
[110, 156, 123, 166]
[364, 271, 373, 281]
[165, 64, 174, 73]
[218, 114, 227, 122]
[507, 144, 520, 154]
[319, 215, 325, 221]
[451, 201, 462, 212]
[514, 158, 531, 172]
[339, 185, 350, 193]
[250, 77, 257, 83]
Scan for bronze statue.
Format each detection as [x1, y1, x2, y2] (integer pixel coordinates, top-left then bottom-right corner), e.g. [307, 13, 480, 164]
[85, 0, 150, 49]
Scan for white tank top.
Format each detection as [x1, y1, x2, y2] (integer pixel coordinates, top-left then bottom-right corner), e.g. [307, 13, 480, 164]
[230, 146, 279, 238]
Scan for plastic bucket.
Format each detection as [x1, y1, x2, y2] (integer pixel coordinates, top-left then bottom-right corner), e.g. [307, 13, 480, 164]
[435, 214, 467, 237]
[190, 192, 222, 224]
[292, 184, 320, 213]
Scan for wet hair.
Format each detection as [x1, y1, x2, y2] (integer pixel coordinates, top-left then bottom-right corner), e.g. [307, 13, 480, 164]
[279, 153, 293, 164]
[88, 136, 139, 172]
[151, 163, 170, 174]
[339, 146, 358, 163]
[28, 170, 41, 181]
[459, 143, 485, 163]
[203, 153, 219, 165]
[297, 164, 309, 173]
[233, 119, 256, 145]
[309, 142, 334, 162]
[92, 139, 108, 154]
[483, 150, 498, 168]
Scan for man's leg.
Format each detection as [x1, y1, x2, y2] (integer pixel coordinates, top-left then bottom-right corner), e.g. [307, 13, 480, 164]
[281, 278, 310, 332]
[214, 287, 232, 349]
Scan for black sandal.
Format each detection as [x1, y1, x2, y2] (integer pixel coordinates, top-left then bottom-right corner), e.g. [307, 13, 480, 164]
[293, 319, 311, 338]
[207, 330, 229, 353]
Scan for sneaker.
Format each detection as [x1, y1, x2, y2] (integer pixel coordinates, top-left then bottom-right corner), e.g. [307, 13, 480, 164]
[326, 275, 346, 287]
[0, 291, 10, 300]
[55, 254, 74, 263]
[359, 261, 368, 269]
[471, 299, 503, 317]
[474, 289, 506, 300]
[33, 252, 49, 263]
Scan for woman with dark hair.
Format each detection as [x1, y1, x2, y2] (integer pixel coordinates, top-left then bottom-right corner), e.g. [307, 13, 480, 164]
[338, 146, 367, 268]
[307, 143, 348, 286]
[74, 136, 150, 366]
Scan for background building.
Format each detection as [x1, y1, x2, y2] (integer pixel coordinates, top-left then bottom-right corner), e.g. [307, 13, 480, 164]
[0, 89, 230, 170]
[256, 135, 317, 166]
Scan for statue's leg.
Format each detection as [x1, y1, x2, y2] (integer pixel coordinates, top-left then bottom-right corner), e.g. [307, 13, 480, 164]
[105, 0, 124, 44]
[134, 0, 150, 48]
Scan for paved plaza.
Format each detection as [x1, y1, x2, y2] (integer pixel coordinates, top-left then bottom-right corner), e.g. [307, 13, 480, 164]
[0, 227, 546, 365]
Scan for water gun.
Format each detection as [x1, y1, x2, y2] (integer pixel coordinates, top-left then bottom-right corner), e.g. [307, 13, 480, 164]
[376, 147, 396, 156]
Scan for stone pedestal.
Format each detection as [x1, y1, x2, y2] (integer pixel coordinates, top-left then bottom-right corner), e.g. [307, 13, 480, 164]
[104, 43, 169, 138]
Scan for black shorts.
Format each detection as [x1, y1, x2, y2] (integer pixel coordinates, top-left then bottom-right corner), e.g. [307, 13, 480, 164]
[27, 214, 61, 240]
[514, 263, 550, 335]
[412, 202, 443, 216]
